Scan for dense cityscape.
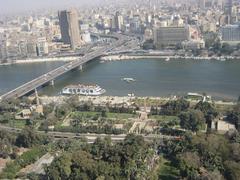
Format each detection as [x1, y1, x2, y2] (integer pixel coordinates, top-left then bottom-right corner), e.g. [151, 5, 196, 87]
[0, 0, 240, 179]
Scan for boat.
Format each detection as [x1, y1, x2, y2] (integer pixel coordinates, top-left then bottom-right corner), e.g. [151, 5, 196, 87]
[121, 78, 136, 83]
[165, 57, 170, 61]
[220, 57, 226, 61]
[62, 84, 106, 96]
[128, 93, 135, 97]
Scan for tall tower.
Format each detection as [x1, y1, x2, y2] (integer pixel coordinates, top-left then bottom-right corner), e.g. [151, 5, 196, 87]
[115, 12, 124, 32]
[58, 9, 81, 49]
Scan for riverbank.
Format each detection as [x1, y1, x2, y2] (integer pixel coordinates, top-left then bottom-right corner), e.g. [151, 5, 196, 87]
[0, 56, 79, 66]
[100, 54, 240, 62]
[38, 95, 236, 107]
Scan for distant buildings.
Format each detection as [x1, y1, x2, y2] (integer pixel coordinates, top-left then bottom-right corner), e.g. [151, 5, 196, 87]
[220, 24, 240, 43]
[154, 26, 190, 49]
[224, 0, 233, 24]
[58, 9, 82, 49]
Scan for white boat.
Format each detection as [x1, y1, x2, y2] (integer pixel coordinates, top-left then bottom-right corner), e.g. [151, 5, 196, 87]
[220, 57, 226, 61]
[165, 57, 170, 61]
[128, 93, 135, 97]
[62, 84, 106, 96]
[121, 78, 136, 83]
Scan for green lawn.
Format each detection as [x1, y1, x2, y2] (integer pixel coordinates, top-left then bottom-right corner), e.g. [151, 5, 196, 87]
[133, 98, 167, 107]
[8, 120, 26, 129]
[70, 111, 137, 120]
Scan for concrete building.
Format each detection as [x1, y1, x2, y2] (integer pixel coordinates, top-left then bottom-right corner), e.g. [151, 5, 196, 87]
[182, 40, 205, 50]
[154, 26, 190, 49]
[220, 24, 240, 43]
[224, 0, 233, 24]
[82, 32, 91, 43]
[115, 11, 124, 31]
[58, 9, 82, 49]
[36, 37, 49, 56]
[0, 41, 7, 60]
[26, 41, 37, 57]
[130, 15, 141, 33]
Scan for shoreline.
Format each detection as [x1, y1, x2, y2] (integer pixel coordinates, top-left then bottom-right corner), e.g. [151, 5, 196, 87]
[100, 54, 240, 62]
[1, 53, 239, 66]
[38, 95, 237, 106]
[0, 56, 79, 66]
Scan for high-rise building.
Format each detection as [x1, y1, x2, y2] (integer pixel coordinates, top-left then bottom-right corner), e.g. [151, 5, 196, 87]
[115, 12, 124, 31]
[130, 15, 141, 33]
[154, 26, 190, 49]
[26, 40, 37, 57]
[36, 37, 49, 56]
[58, 9, 81, 49]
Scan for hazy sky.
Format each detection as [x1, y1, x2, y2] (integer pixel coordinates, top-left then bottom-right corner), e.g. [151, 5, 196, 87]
[0, 0, 108, 14]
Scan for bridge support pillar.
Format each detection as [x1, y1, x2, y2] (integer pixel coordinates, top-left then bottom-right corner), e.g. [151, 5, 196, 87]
[79, 65, 83, 71]
[50, 80, 55, 86]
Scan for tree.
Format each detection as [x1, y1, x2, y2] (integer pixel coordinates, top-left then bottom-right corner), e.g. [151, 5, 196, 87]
[221, 43, 234, 55]
[161, 99, 190, 116]
[226, 104, 240, 130]
[177, 151, 201, 178]
[15, 127, 49, 148]
[236, 43, 240, 50]
[195, 101, 218, 128]
[179, 110, 205, 132]
[224, 161, 240, 180]
[45, 153, 72, 180]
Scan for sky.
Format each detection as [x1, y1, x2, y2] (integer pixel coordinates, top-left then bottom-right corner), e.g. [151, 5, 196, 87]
[0, 0, 109, 14]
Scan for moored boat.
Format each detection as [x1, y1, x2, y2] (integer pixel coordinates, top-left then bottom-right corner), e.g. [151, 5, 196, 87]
[62, 84, 106, 96]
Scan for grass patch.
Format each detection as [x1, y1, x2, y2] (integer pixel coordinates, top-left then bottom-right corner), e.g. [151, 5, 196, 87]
[150, 115, 179, 122]
[133, 98, 168, 106]
[0, 146, 47, 179]
[70, 111, 137, 121]
[8, 120, 27, 129]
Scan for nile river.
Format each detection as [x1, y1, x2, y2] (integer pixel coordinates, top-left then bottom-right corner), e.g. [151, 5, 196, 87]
[0, 59, 240, 100]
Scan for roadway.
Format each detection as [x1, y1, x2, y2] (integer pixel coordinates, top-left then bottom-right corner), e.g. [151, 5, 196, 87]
[0, 33, 134, 100]
[0, 124, 177, 143]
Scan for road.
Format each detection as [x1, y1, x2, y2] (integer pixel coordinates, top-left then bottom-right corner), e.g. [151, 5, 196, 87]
[0, 124, 178, 143]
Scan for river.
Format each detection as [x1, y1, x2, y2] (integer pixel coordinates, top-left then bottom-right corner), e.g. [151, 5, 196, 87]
[0, 59, 239, 100]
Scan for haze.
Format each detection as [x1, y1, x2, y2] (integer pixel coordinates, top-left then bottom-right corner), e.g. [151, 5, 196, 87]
[0, 0, 110, 14]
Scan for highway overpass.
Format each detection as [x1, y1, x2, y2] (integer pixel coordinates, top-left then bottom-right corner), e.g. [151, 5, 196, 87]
[0, 33, 133, 101]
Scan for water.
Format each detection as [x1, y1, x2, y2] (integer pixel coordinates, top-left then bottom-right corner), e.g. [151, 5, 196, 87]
[0, 62, 65, 95]
[0, 59, 240, 100]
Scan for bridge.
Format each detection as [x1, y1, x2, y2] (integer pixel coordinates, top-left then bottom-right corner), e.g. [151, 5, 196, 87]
[0, 33, 133, 101]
